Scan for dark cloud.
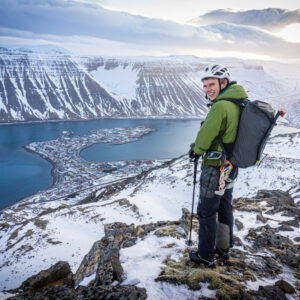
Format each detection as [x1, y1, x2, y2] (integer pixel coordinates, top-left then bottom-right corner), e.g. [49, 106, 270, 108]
[189, 8, 300, 31]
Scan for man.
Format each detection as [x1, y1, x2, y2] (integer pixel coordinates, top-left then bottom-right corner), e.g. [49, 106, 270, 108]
[189, 64, 248, 267]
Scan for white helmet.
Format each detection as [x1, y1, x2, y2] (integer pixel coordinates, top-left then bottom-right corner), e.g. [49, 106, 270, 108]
[201, 64, 231, 82]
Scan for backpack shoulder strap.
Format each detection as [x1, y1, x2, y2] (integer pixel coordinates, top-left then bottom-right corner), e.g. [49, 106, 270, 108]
[216, 98, 249, 160]
[215, 98, 249, 107]
[218, 135, 229, 157]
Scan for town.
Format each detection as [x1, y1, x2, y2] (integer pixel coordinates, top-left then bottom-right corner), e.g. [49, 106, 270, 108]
[24, 126, 160, 202]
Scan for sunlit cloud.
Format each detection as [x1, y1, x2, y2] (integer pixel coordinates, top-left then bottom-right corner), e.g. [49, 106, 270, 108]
[277, 24, 300, 43]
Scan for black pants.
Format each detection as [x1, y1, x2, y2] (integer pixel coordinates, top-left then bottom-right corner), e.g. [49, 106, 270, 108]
[196, 164, 237, 260]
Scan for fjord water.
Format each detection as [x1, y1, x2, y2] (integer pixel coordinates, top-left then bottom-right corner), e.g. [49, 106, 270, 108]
[0, 119, 201, 210]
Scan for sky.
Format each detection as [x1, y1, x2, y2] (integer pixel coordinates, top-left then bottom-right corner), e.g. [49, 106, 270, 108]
[0, 0, 299, 61]
[77, 0, 300, 42]
[98, 0, 299, 22]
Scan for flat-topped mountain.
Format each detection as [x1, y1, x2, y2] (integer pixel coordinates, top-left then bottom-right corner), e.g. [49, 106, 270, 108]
[1, 47, 299, 125]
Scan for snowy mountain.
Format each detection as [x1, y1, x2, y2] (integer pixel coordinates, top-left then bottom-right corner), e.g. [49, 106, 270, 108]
[0, 124, 299, 299]
[0, 47, 208, 122]
[1, 46, 300, 126]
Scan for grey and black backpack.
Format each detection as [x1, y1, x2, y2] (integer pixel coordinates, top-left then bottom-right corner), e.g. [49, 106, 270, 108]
[218, 99, 285, 168]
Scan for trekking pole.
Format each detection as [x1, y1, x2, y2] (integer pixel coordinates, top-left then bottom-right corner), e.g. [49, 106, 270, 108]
[186, 157, 199, 246]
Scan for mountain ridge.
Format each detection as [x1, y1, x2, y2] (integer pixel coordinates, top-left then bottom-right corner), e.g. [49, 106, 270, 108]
[1, 47, 300, 127]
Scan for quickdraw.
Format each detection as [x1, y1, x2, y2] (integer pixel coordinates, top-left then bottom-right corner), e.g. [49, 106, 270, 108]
[219, 168, 225, 190]
[219, 160, 233, 190]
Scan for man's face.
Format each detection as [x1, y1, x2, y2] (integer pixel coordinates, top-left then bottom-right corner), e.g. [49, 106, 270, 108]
[203, 78, 220, 101]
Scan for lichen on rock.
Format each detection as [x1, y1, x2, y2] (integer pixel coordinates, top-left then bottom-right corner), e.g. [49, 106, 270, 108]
[154, 224, 185, 239]
[156, 251, 249, 299]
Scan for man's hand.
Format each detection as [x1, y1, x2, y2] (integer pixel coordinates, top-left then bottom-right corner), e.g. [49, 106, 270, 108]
[189, 143, 200, 162]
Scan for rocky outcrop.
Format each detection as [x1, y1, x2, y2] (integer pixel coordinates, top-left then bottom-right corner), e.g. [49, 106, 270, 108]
[154, 189, 300, 299]
[235, 189, 300, 270]
[156, 251, 249, 299]
[12, 261, 74, 294]
[156, 244, 299, 300]
[8, 281, 147, 300]
[5, 189, 300, 299]
[74, 220, 180, 285]
[5, 220, 181, 299]
[155, 247, 296, 299]
[246, 224, 300, 268]
[247, 280, 296, 300]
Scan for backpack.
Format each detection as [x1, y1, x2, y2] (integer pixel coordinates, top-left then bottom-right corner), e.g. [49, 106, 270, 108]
[218, 99, 285, 168]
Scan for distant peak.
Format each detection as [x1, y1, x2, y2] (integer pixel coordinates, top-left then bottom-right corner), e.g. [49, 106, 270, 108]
[0, 44, 71, 55]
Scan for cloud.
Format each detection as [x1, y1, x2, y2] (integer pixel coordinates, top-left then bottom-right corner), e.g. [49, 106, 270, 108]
[0, 0, 300, 60]
[188, 8, 300, 31]
[201, 23, 300, 59]
[0, 0, 184, 43]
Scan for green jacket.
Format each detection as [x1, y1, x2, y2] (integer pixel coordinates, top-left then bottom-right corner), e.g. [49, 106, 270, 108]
[193, 83, 248, 166]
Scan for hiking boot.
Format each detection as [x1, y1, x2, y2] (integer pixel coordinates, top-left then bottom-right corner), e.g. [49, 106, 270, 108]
[189, 250, 215, 268]
[215, 247, 230, 261]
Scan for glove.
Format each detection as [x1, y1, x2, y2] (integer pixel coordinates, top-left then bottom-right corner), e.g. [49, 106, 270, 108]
[189, 143, 200, 162]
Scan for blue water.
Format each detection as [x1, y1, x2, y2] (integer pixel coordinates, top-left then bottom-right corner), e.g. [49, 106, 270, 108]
[0, 119, 201, 210]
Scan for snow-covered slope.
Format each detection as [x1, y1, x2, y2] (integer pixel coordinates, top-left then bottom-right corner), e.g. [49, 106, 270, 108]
[80, 56, 208, 118]
[1, 46, 300, 126]
[0, 124, 299, 299]
[0, 47, 123, 121]
[0, 48, 208, 122]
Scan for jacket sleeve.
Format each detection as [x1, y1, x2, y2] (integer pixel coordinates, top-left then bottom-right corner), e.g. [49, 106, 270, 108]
[193, 103, 225, 155]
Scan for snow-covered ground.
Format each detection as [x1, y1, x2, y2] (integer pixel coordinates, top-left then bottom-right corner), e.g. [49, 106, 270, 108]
[0, 124, 299, 299]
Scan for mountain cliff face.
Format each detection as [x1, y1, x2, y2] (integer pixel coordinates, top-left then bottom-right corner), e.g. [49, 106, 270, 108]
[0, 48, 208, 122]
[0, 47, 125, 122]
[0, 47, 299, 124]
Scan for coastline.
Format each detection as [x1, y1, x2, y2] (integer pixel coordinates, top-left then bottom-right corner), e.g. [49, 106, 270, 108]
[0, 120, 200, 212]
[0, 116, 202, 127]
[1, 146, 60, 211]
[0, 147, 56, 213]
[78, 127, 156, 160]
[12, 126, 156, 209]
[23, 145, 57, 187]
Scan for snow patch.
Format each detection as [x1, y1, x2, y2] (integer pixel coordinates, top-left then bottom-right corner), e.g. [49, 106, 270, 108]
[91, 64, 138, 101]
[120, 234, 203, 300]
